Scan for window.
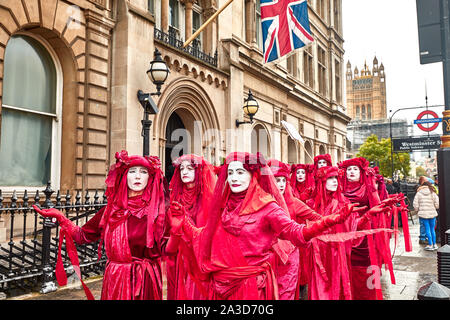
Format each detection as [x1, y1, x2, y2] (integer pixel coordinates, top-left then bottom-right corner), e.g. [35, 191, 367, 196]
[368, 105, 372, 120]
[317, 0, 325, 20]
[335, 59, 341, 103]
[361, 105, 366, 120]
[192, 5, 202, 49]
[255, 0, 262, 50]
[169, 0, 179, 29]
[287, 54, 296, 76]
[148, 0, 155, 14]
[0, 35, 61, 187]
[318, 46, 327, 95]
[333, 0, 340, 31]
[356, 106, 360, 119]
[303, 47, 314, 88]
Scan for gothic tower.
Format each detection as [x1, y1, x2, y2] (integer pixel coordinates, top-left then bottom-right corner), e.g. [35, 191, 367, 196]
[346, 56, 387, 121]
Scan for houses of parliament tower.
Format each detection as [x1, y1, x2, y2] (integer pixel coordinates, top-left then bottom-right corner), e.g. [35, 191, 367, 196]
[346, 57, 387, 121]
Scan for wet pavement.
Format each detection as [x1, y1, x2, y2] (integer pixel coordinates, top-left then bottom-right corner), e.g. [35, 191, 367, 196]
[9, 213, 441, 301]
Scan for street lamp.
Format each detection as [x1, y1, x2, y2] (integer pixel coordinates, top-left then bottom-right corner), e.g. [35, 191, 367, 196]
[236, 89, 260, 127]
[137, 48, 170, 156]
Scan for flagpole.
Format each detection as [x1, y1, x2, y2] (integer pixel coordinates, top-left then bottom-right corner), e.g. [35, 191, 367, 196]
[297, 140, 314, 163]
[183, 0, 235, 48]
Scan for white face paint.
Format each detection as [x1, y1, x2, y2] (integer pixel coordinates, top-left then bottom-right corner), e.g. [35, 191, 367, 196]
[127, 166, 149, 193]
[296, 169, 306, 183]
[346, 165, 361, 182]
[275, 176, 287, 195]
[317, 159, 328, 169]
[179, 160, 195, 184]
[227, 161, 252, 193]
[325, 176, 338, 192]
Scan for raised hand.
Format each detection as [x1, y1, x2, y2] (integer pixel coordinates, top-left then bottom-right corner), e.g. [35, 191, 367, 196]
[168, 201, 186, 236]
[33, 205, 65, 223]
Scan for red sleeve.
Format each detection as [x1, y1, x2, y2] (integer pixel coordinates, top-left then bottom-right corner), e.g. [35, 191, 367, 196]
[293, 199, 322, 223]
[72, 207, 105, 244]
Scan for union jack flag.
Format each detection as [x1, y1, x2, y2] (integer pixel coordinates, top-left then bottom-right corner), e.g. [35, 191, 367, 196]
[261, 0, 314, 63]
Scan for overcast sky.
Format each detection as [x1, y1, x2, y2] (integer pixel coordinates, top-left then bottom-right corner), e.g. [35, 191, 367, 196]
[342, 0, 445, 134]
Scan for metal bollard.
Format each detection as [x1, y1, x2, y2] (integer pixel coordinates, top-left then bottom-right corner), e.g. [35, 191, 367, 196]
[39, 181, 57, 294]
[437, 244, 450, 289]
[417, 282, 450, 300]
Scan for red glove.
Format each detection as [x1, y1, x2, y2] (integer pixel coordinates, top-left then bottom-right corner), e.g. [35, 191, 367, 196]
[33, 205, 77, 234]
[302, 203, 358, 241]
[168, 201, 186, 236]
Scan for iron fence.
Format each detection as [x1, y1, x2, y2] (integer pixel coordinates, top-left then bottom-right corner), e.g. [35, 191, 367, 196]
[0, 182, 107, 298]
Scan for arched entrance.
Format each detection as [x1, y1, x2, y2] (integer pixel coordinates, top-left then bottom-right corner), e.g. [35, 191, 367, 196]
[164, 112, 186, 183]
[287, 136, 297, 164]
[251, 124, 270, 158]
[155, 78, 221, 179]
[304, 140, 313, 164]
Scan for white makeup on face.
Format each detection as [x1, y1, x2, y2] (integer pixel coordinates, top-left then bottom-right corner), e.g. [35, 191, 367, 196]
[276, 176, 287, 195]
[297, 169, 306, 183]
[326, 177, 338, 192]
[227, 161, 252, 193]
[317, 159, 328, 169]
[179, 160, 195, 184]
[346, 166, 361, 182]
[127, 166, 149, 193]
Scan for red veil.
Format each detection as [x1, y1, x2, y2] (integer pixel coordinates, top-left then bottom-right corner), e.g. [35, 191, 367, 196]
[101, 150, 168, 249]
[338, 157, 394, 300]
[170, 154, 217, 227]
[290, 164, 315, 201]
[191, 152, 295, 299]
[305, 166, 359, 300]
[313, 154, 332, 172]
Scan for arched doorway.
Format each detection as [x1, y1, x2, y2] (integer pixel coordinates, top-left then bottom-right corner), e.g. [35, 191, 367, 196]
[288, 136, 297, 164]
[251, 124, 270, 158]
[304, 140, 313, 164]
[165, 112, 186, 183]
[319, 145, 327, 155]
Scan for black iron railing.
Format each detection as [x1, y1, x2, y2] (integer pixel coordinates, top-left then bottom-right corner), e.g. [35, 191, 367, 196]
[0, 182, 107, 298]
[154, 27, 218, 68]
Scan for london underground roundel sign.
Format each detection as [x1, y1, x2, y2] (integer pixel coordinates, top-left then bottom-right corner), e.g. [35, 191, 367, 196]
[415, 110, 441, 132]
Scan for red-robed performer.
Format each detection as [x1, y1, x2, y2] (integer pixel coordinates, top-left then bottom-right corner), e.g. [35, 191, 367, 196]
[167, 152, 368, 300]
[305, 166, 390, 300]
[33, 151, 177, 300]
[338, 157, 396, 300]
[290, 164, 315, 202]
[314, 154, 332, 173]
[268, 159, 323, 300]
[165, 154, 216, 300]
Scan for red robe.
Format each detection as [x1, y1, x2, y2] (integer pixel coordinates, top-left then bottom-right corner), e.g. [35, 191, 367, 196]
[71, 196, 170, 300]
[185, 184, 309, 300]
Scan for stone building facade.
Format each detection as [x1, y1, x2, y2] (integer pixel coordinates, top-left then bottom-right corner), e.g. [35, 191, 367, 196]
[0, 0, 349, 193]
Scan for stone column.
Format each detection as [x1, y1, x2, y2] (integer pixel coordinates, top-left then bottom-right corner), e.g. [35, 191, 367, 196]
[161, 0, 169, 32]
[183, 0, 195, 40]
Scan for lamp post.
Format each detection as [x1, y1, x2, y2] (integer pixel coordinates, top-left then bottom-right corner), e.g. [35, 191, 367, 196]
[137, 48, 169, 156]
[236, 89, 260, 127]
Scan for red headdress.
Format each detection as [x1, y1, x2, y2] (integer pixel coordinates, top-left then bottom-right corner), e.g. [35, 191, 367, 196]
[200, 152, 293, 263]
[314, 154, 332, 171]
[337, 157, 380, 205]
[100, 150, 168, 248]
[169, 154, 217, 227]
[289, 163, 315, 200]
[309, 166, 349, 216]
[267, 159, 291, 179]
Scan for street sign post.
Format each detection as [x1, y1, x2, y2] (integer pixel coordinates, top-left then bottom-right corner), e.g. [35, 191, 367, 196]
[393, 136, 442, 152]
